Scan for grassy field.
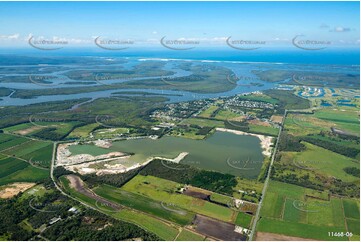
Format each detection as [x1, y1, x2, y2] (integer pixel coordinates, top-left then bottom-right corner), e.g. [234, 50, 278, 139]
[314, 109, 359, 136]
[59, 176, 180, 241]
[343, 199, 360, 220]
[288, 142, 359, 182]
[0, 164, 48, 186]
[93, 184, 195, 226]
[258, 180, 352, 240]
[3, 123, 44, 135]
[285, 113, 334, 136]
[237, 93, 279, 105]
[214, 109, 241, 120]
[210, 193, 233, 206]
[176, 229, 205, 241]
[181, 118, 225, 128]
[248, 124, 279, 136]
[235, 212, 253, 228]
[168, 126, 209, 140]
[114, 210, 180, 241]
[233, 177, 264, 201]
[198, 105, 218, 118]
[0, 134, 53, 168]
[121, 175, 235, 222]
[0, 134, 51, 185]
[4, 121, 83, 140]
[92, 127, 129, 139]
[257, 218, 348, 241]
[67, 123, 99, 139]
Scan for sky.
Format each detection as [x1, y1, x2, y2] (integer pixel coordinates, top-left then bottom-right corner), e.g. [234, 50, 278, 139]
[0, 1, 359, 49]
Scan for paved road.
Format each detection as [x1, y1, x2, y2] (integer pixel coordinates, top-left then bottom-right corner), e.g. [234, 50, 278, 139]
[249, 110, 287, 241]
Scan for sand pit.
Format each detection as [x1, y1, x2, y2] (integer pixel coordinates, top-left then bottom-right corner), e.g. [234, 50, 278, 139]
[0, 182, 36, 198]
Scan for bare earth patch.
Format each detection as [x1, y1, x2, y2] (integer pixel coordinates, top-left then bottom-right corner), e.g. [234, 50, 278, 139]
[0, 182, 36, 198]
[248, 119, 272, 127]
[256, 232, 315, 241]
[14, 126, 43, 135]
[270, 115, 283, 124]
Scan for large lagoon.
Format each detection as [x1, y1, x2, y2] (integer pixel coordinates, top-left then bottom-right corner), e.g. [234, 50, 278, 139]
[69, 131, 265, 178]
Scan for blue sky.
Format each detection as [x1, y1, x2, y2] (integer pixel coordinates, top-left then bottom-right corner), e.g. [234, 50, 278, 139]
[0, 1, 359, 49]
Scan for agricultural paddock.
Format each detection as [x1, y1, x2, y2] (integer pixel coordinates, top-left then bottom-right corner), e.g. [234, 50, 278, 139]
[59, 176, 181, 241]
[120, 175, 236, 223]
[192, 214, 247, 241]
[258, 180, 358, 240]
[0, 134, 51, 185]
[175, 228, 206, 241]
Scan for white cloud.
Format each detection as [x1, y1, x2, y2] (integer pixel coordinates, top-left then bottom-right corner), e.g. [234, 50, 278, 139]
[0, 33, 20, 40]
[331, 26, 351, 32]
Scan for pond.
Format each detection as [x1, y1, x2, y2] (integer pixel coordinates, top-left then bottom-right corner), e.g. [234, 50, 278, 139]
[69, 131, 265, 178]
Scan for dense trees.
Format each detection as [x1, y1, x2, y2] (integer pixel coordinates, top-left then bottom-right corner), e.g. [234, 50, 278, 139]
[0, 189, 159, 241]
[81, 167, 142, 188]
[278, 132, 305, 152]
[140, 160, 237, 195]
[43, 210, 159, 241]
[343, 167, 360, 177]
[302, 135, 359, 158]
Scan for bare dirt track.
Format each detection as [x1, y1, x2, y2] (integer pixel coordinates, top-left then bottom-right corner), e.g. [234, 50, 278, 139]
[256, 232, 315, 241]
[193, 214, 247, 241]
[66, 174, 121, 210]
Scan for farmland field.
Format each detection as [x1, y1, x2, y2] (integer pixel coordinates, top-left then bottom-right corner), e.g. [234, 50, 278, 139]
[287, 142, 359, 182]
[59, 176, 181, 241]
[258, 181, 357, 240]
[175, 229, 205, 241]
[93, 184, 195, 225]
[0, 134, 51, 185]
[235, 212, 253, 228]
[314, 109, 359, 135]
[120, 175, 236, 222]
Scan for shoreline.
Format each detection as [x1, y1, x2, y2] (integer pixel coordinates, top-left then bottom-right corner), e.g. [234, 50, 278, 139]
[215, 128, 273, 157]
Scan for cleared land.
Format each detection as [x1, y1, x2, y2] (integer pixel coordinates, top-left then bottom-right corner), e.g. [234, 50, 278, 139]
[257, 180, 355, 240]
[118, 175, 236, 222]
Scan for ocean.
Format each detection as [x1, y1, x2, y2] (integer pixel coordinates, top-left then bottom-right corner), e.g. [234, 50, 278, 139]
[0, 47, 359, 66]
